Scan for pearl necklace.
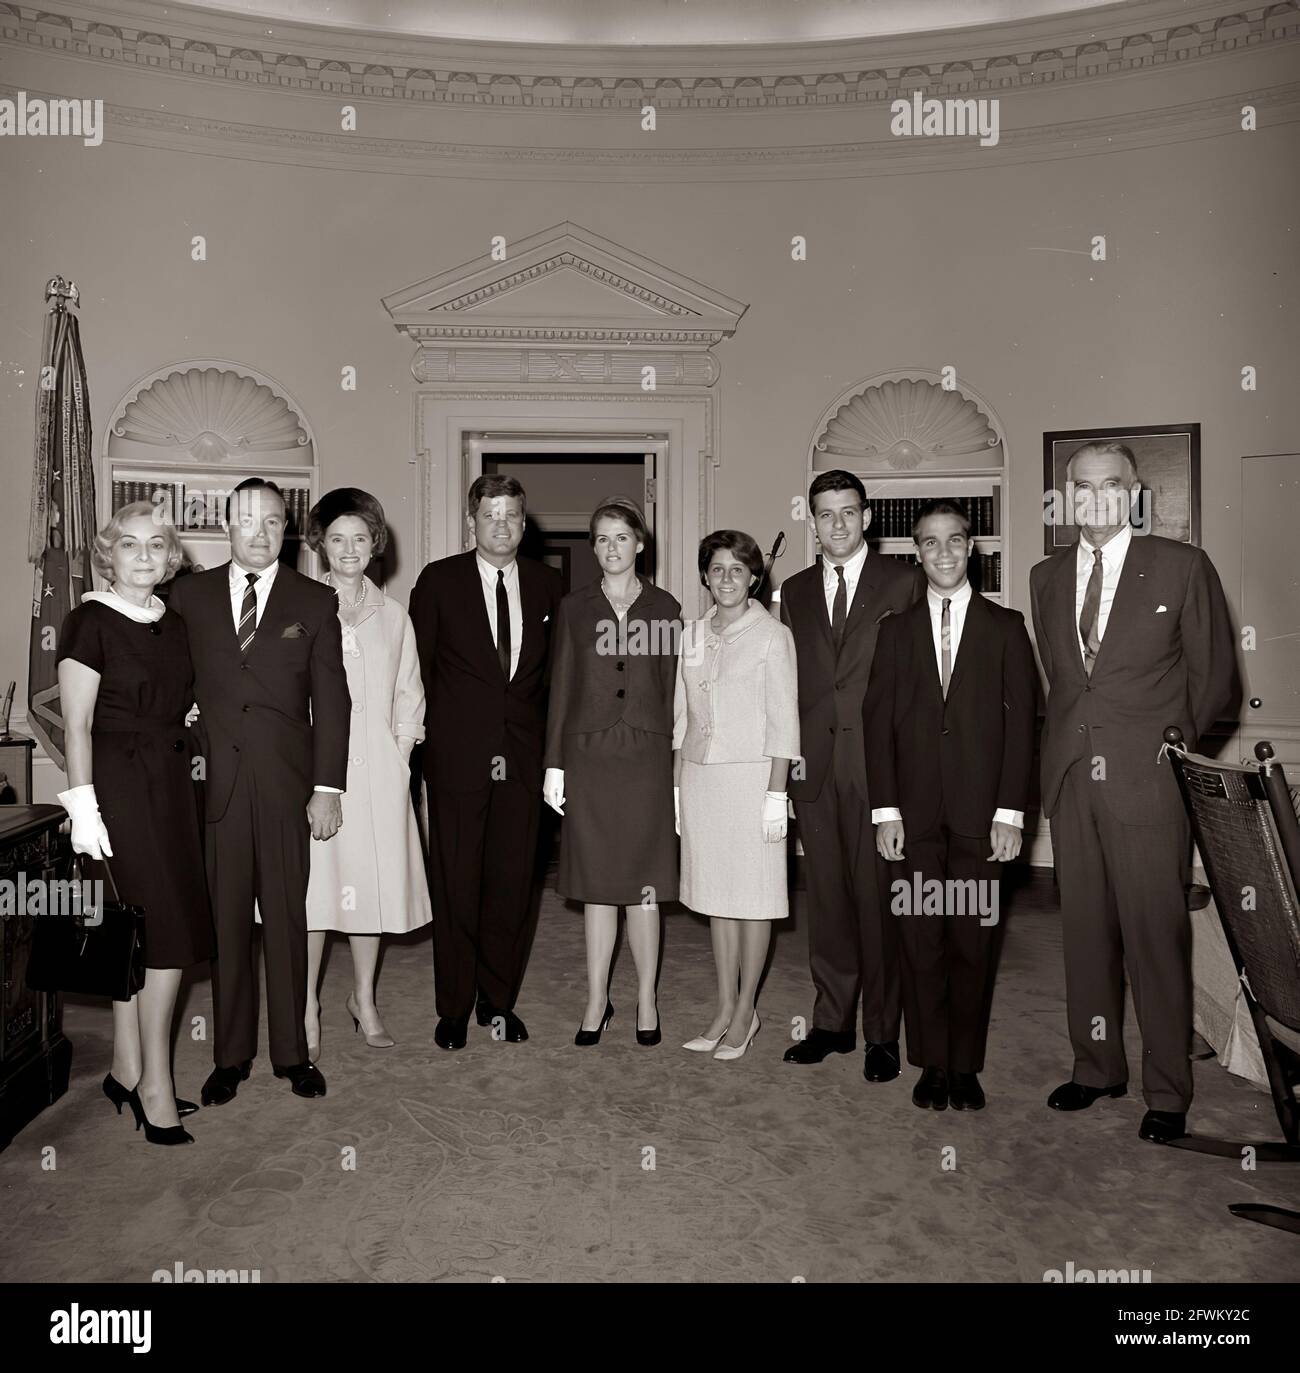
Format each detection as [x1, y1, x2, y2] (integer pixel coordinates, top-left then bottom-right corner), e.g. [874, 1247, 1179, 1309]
[601, 577, 637, 617]
[330, 574, 366, 608]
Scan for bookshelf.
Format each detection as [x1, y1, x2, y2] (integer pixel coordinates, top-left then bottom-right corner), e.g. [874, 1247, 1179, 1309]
[101, 362, 320, 583]
[853, 473, 1005, 602]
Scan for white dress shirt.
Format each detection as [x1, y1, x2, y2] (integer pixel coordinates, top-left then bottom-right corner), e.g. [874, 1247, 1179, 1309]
[821, 540, 869, 623]
[1075, 522, 1132, 661]
[476, 552, 523, 681]
[227, 557, 339, 794]
[871, 577, 1022, 829]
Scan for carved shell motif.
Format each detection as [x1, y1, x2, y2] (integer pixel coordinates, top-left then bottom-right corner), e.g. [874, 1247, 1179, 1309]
[815, 379, 1000, 470]
[112, 367, 310, 462]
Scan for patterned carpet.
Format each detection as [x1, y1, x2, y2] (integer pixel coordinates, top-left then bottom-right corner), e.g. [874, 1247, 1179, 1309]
[0, 873, 1293, 1283]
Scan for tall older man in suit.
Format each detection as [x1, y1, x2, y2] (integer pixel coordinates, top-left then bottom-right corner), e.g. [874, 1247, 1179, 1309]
[409, 474, 563, 1051]
[168, 477, 351, 1105]
[866, 500, 1038, 1112]
[780, 470, 923, 1082]
[1031, 441, 1238, 1143]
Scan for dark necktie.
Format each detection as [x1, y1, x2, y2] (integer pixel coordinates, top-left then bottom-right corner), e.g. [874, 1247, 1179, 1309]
[496, 568, 511, 680]
[1079, 547, 1104, 677]
[940, 597, 952, 698]
[830, 565, 847, 649]
[238, 571, 258, 658]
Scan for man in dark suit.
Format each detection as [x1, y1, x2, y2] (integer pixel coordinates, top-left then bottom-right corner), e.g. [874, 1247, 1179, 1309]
[1031, 441, 1238, 1143]
[168, 478, 351, 1104]
[779, 470, 923, 1082]
[409, 474, 564, 1050]
[865, 500, 1037, 1111]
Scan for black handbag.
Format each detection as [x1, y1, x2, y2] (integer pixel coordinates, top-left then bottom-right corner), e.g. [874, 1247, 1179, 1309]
[26, 855, 146, 1002]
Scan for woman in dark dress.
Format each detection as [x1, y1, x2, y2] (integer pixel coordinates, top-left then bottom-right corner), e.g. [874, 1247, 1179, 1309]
[56, 502, 214, 1145]
[542, 498, 681, 1046]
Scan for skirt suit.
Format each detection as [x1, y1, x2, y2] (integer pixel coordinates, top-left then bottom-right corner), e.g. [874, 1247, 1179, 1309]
[56, 593, 214, 969]
[304, 579, 432, 934]
[544, 577, 681, 906]
[674, 601, 800, 921]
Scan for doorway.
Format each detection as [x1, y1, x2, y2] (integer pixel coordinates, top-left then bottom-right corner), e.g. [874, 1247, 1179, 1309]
[469, 433, 665, 595]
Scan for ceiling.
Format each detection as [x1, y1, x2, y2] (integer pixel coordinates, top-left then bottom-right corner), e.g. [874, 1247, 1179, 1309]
[176, 0, 1128, 46]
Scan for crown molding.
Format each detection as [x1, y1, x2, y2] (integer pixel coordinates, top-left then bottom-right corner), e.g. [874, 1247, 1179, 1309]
[6, 78, 1296, 180]
[2, 1, 1297, 111]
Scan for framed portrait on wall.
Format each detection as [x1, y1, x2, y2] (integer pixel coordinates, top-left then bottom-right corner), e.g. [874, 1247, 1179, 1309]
[1042, 423, 1201, 553]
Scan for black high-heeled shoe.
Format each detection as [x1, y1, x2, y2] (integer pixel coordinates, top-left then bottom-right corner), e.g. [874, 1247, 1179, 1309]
[636, 1007, 662, 1047]
[574, 1001, 614, 1047]
[126, 1087, 194, 1146]
[103, 1073, 198, 1118]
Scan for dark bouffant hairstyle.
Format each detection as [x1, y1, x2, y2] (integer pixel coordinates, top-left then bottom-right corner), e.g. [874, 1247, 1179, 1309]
[589, 495, 650, 546]
[306, 487, 389, 555]
[697, 529, 763, 587]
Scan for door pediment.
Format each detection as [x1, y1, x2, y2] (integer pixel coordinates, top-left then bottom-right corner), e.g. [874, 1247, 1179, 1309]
[382, 220, 745, 346]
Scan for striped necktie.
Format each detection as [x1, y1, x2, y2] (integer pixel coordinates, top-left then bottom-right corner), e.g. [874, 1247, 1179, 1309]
[238, 571, 259, 658]
[940, 597, 952, 698]
[1079, 547, 1103, 677]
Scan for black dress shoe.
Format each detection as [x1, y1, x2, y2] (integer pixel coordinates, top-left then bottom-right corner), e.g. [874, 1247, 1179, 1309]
[103, 1073, 198, 1118]
[949, 1071, 985, 1111]
[783, 1028, 856, 1064]
[1047, 1079, 1127, 1111]
[635, 1009, 661, 1047]
[911, 1067, 949, 1110]
[477, 1004, 529, 1042]
[863, 1040, 901, 1083]
[1139, 1109, 1187, 1143]
[200, 1061, 252, 1107]
[575, 1001, 614, 1047]
[434, 1016, 469, 1051]
[272, 1061, 326, 1098]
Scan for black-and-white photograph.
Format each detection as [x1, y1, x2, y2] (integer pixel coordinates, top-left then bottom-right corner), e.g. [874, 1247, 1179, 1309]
[1, 0, 1298, 1333]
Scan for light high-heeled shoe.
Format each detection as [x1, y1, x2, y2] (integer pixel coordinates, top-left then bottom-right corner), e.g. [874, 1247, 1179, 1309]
[682, 1027, 726, 1052]
[713, 1012, 760, 1061]
[346, 992, 395, 1048]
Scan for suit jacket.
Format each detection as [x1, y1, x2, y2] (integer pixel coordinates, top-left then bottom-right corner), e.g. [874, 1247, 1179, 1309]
[672, 602, 800, 765]
[864, 592, 1038, 839]
[408, 550, 564, 793]
[166, 562, 351, 824]
[780, 553, 923, 803]
[1029, 533, 1238, 825]
[544, 577, 681, 770]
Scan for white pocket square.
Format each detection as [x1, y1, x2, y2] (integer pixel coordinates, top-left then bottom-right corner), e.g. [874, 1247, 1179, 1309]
[543, 614, 550, 623]
[1155, 605, 1168, 613]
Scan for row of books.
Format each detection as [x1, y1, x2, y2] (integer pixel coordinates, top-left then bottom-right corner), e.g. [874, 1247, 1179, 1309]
[111, 480, 311, 534]
[883, 548, 1002, 593]
[869, 494, 999, 538]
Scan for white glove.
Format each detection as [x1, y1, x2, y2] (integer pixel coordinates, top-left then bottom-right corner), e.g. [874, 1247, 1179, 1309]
[674, 786, 681, 837]
[57, 784, 113, 861]
[762, 790, 788, 844]
[543, 767, 566, 816]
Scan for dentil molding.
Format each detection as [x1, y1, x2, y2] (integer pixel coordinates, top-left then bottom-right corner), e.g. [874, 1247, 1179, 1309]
[2, 0, 1298, 110]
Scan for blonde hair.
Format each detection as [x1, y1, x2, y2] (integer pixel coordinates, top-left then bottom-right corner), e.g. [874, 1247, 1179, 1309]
[92, 501, 184, 584]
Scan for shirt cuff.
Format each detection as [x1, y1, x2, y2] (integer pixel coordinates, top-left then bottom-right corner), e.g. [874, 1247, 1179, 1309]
[992, 808, 1024, 828]
[313, 785, 343, 794]
[870, 807, 902, 824]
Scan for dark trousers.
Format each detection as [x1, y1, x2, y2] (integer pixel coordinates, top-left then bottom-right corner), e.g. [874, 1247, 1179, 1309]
[203, 766, 309, 1069]
[1051, 761, 1193, 1112]
[894, 820, 1002, 1073]
[794, 752, 900, 1042]
[428, 777, 542, 1020]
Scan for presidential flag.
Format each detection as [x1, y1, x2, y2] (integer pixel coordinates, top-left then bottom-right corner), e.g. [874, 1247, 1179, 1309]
[27, 277, 96, 771]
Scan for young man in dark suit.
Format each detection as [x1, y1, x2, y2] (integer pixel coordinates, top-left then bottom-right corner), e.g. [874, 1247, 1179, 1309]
[779, 470, 923, 1083]
[865, 500, 1037, 1111]
[409, 474, 564, 1051]
[1030, 441, 1238, 1143]
[168, 478, 351, 1104]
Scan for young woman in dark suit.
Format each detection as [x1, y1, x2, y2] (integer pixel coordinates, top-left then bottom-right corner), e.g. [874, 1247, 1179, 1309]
[543, 498, 681, 1046]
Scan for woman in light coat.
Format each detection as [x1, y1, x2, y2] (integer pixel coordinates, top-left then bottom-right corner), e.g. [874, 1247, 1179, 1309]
[303, 488, 431, 1056]
[674, 530, 799, 1061]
